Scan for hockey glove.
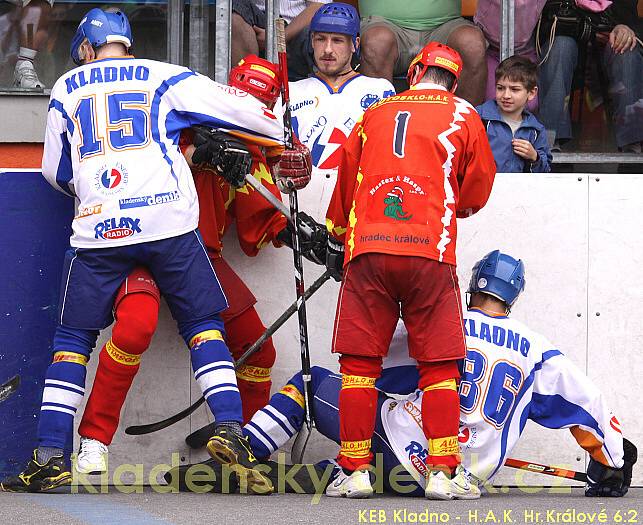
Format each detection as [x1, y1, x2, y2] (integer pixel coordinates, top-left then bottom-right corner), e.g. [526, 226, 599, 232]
[326, 235, 345, 282]
[276, 212, 328, 265]
[191, 127, 252, 189]
[273, 139, 312, 193]
[585, 438, 637, 497]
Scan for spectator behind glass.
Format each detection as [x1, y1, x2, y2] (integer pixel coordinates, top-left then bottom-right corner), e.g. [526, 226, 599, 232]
[474, 0, 548, 110]
[537, 0, 643, 153]
[3, 0, 51, 88]
[476, 56, 552, 173]
[357, 0, 487, 105]
[231, 0, 330, 81]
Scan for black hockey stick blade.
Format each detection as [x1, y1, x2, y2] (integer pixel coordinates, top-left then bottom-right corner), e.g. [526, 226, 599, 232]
[0, 375, 20, 404]
[186, 421, 217, 449]
[125, 396, 206, 435]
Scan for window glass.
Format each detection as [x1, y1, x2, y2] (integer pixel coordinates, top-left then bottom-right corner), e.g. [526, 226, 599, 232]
[0, 1, 167, 91]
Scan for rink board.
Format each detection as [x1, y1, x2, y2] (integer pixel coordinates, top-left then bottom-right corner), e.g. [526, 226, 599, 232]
[0, 171, 640, 486]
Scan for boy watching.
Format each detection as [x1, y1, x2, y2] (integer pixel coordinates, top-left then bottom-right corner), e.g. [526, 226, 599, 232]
[476, 56, 552, 173]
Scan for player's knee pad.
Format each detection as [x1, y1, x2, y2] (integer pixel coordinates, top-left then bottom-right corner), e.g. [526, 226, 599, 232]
[417, 360, 460, 391]
[52, 325, 97, 359]
[112, 293, 159, 355]
[240, 337, 276, 369]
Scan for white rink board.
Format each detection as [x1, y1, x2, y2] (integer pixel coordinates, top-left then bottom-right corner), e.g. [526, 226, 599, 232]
[77, 173, 642, 487]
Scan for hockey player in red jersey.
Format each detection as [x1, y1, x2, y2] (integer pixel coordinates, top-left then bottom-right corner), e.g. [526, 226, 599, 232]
[323, 42, 496, 499]
[74, 55, 313, 475]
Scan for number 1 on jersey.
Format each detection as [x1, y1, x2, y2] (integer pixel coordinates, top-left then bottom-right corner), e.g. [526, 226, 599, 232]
[393, 111, 411, 158]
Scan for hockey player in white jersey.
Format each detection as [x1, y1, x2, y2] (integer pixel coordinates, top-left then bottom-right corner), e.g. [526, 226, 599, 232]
[288, 3, 395, 218]
[171, 250, 636, 499]
[0, 8, 284, 494]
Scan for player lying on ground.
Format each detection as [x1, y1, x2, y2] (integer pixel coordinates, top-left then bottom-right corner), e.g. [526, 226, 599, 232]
[169, 251, 637, 499]
[73, 55, 315, 476]
[0, 9, 286, 495]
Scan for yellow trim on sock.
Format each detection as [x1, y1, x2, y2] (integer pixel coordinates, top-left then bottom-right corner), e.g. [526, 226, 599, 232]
[341, 375, 376, 389]
[279, 384, 305, 408]
[429, 436, 460, 456]
[423, 378, 457, 392]
[340, 439, 372, 459]
[236, 364, 271, 383]
[52, 351, 87, 366]
[189, 330, 224, 348]
[106, 339, 141, 366]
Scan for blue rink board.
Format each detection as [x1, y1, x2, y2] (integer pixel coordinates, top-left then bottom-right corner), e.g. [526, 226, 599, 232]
[0, 170, 74, 478]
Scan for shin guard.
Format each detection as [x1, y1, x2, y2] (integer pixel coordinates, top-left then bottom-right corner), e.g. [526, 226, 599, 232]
[225, 307, 276, 423]
[337, 355, 382, 472]
[79, 292, 158, 445]
[185, 322, 243, 424]
[418, 360, 461, 473]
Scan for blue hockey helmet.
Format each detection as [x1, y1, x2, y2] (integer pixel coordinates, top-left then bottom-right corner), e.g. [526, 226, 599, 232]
[71, 8, 133, 65]
[310, 2, 360, 51]
[468, 250, 526, 308]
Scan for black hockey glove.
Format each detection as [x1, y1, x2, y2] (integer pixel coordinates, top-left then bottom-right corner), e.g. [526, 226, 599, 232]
[585, 437, 637, 497]
[191, 127, 251, 189]
[277, 212, 328, 265]
[326, 235, 344, 282]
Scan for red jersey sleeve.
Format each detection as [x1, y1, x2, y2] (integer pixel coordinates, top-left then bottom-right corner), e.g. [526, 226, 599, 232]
[456, 113, 496, 218]
[326, 116, 364, 242]
[230, 145, 287, 257]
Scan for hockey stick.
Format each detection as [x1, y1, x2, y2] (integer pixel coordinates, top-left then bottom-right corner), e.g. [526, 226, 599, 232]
[0, 375, 20, 404]
[504, 458, 588, 482]
[185, 269, 331, 449]
[276, 17, 315, 464]
[244, 173, 291, 222]
[126, 270, 331, 436]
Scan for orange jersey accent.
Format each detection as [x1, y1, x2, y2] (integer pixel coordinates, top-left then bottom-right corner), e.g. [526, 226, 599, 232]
[180, 131, 287, 258]
[326, 87, 496, 266]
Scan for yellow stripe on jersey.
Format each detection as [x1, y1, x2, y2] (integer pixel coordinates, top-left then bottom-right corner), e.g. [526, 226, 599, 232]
[325, 218, 347, 237]
[189, 330, 224, 348]
[106, 339, 141, 366]
[347, 171, 364, 261]
[52, 351, 88, 366]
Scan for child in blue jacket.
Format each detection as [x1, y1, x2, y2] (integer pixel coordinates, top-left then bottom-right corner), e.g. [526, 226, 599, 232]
[476, 56, 552, 173]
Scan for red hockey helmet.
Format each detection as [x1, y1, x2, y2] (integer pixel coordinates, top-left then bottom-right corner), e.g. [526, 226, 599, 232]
[229, 55, 281, 106]
[406, 42, 463, 90]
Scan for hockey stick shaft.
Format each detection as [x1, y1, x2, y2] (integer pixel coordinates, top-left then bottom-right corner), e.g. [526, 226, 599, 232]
[185, 269, 331, 449]
[244, 173, 291, 221]
[276, 17, 314, 436]
[504, 458, 588, 482]
[126, 270, 331, 436]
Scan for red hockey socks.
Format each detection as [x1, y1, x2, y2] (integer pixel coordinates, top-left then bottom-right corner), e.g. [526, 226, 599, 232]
[337, 354, 382, 472]
[79, 293, 159, 445]
[418, 360, 461, 473]
[224, 307, 276, 423]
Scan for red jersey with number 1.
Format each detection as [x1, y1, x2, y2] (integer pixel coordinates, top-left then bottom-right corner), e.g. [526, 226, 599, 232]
[326, 85, 496, 267]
